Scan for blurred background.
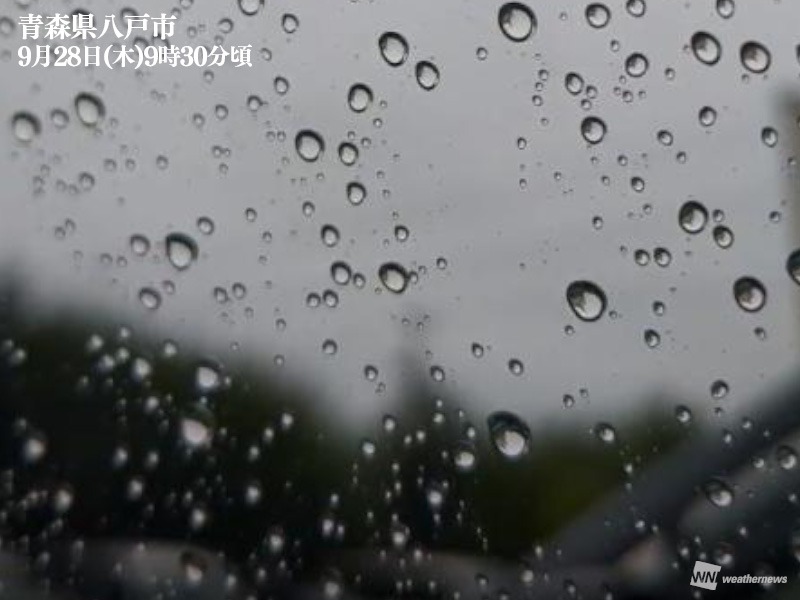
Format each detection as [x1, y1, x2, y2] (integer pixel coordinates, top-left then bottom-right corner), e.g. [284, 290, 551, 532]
[2, 0, 800, 597]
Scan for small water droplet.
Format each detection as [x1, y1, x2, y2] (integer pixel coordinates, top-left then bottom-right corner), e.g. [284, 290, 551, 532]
[195, 362, 222, 394]
[237, 0, 263, 16]
[625, 53, 649, 77]
[713, 225, 734, 249]
[346, 182, 366, 205]
[716, 0, 735, 19]
[565, 72, 584, 95]
[699, 106, 717, 127]
[139, 287, 161, 310]
[710, 379, 729, 399]
[761, 126, 778, 148]
[595, 422, 617, 444]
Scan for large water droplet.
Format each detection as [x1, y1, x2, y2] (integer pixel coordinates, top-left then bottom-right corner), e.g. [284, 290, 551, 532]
[75, 93, 105, 126]
[378, 32, 409, 66]
[678, 200, 708, 234]
[786, 249, 800, 284]
[415, 61, 440, 90]
[295, 129, 325, 162]
[498, 3, 536, 42]
[487, 411, 530, 460]
[625, 53, 649, 78]
[180, 412, 213, 449]
[378, 262, 408, 294]
[195, 362, 222, 394]
[733, 277, 766, 313]
[580, 116, 607, 144]
[585, 3, 611, 28]
[566, 280, 607, 322]
[11, 112, 40, 142]
[690, 32, 722, 66]
[237, 0, 263, 16]
[740, 41, 770, 73]
[166, 233, 198, 271]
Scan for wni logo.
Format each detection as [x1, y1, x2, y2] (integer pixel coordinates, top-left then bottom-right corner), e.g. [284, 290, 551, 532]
[691, 561, 722, 591]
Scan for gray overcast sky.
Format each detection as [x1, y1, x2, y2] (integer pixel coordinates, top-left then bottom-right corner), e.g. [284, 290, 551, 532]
[2, 0, 800, 430]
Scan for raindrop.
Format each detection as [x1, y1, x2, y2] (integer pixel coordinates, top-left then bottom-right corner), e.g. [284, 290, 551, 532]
[690, 32, 722, 66]
[487, 411, 530, 460]
[498, 3, 536, 42]
[181, 552, 207, 586]
[678, 200, 708, 234]
[331, 261, 352, 285]
[378, 32, 409, 67]
[761, 127, 778, 148]
[74, 93, 105, 126]
[508, 359, 524, 376]
[321, 225, 340, 247]
[625, 53, 649, 77]
[130, 234, 150, 256]
[565, 72, 584, 95]
[139, 287, 161, 310]
[740, 41, 770, 73]
[281, 13, 299, 33]
[339, 143, 358, 166]
[644, 329, 661, 348]
[415, 61, 440, 90]
[777, 445, 798, 470]
[786, 249, 800, 284]
[566, 280, 607, 322]
[585, 3, 611, 28]
[166, 233, 198, 271]
[580, 116, 607, 144]
[453, 444, 476, 472]
[11, 112, 40, 142]
[704, 479, 734, 508]
[710, 379, 729, 399]
[713, 225, 734, 249]
[180, 414, 213, 449]
[347, 84, 373, 113]
[716, 0, 735, 19]
[237, 0, 263, 16]
[295, 130, 325, 162]
[195, 362, 222, 394]
[625, 0, 646, 17]
[378, 262, 408, 294]
[699, 106, 717, 127]
[675, 405, 693, 425]
[595, 422, 617, 444]
[733, 277, 766, 313]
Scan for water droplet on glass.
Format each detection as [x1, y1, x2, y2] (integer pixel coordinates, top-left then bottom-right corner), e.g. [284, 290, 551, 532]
[498, 3, 536, 42]
[786, 249, 800, 284]
[339, 142, 358, 166]
[378, 32, 409, 66]
[777, 445, 798, 470]
[295, 129, 325, 162]
[166, 233, 198, 271]
[761, 126, 778, 148]
[644, 329, 661, 348]
[690, 32, 722, 66]
[733, 277, 766, 313]
[281, 13, 299, 33]
[625, 53, 649, 77]
[321, 225, 340, 247]
[699, 106, 717, 127]
[415, 61, 440, 90]
[710, 379, 729, 399]
[716, 0, 735, 18]
[347, 84, 373, 113]
[75, 93, 105, 126]
[346, 182, 366, 205]
[678, 200, 708, 234]
[566, 280, 607, 321]
[195, 362, 222, 394]
[11, 112, 40, 142]
[740, 41, 770, 73]
[331, 261, 352, 285]
[675, 405, 693, 424]
[704, 479, 734, 508]
[580, 116, 607, 144]
[237, 0, 263, 16]
[713, 225, 734, 249]
[378, 262, 408, 294]
[453, 443, 477, 472]
[625, 0, 646, 17]
[565, 72, 584, 95]
[585, 3, 611, 28]
[139, 287, 161, 310]
[595, 422, 617, 444]
[487, 411, 530, 460]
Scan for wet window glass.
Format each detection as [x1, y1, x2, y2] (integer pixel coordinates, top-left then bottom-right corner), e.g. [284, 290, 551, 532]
[2, 0, 800, 598]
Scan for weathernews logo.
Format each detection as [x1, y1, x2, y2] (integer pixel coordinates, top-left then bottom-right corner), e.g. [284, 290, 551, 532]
[690, 561, 788, 590]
